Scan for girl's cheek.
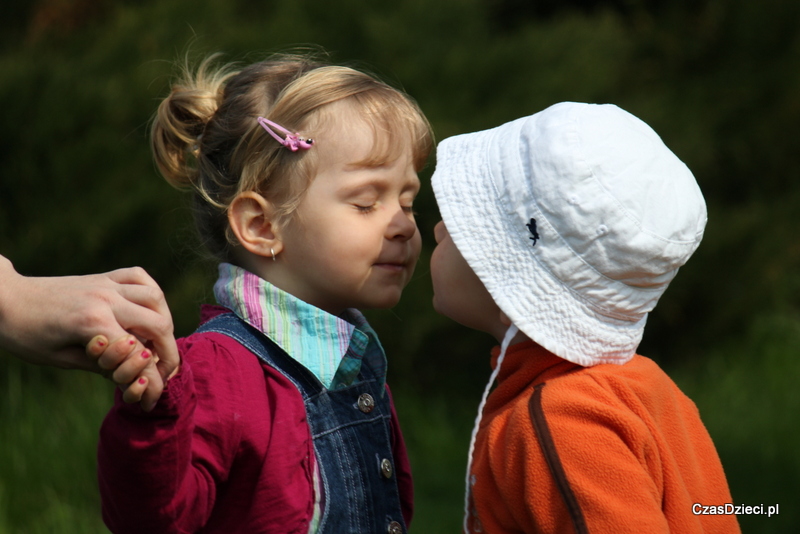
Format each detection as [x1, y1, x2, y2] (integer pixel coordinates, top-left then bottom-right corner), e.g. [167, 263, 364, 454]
[409, 235, 423, 269]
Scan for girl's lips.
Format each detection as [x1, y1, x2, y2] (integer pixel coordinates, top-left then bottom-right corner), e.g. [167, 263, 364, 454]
[374, 262, 406, 273]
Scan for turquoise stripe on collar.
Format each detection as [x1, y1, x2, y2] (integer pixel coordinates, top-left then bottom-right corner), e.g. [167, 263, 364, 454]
[213, 263, 386, 391]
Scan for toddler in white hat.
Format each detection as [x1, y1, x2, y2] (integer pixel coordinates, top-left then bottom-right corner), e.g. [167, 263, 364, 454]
[430, 102, 740, 533]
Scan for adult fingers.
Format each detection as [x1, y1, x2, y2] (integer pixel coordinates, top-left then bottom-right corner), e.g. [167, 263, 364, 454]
[103, 266, 161, 290]
[112, 278, 170, 316]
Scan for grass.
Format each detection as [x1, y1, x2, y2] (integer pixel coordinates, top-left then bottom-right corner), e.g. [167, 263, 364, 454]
[393, 388, 476, 533]
[668, 313, 800, 533]
[1, 314, 799, 533]
[0, 360, 110, 534]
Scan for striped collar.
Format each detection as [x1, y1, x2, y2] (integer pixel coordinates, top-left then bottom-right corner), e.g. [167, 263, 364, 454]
[213, 263, 387, 392]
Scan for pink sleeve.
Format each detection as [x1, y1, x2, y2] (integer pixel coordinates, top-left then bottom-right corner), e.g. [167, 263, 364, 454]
[386, 384, 414, 528]
[97, 335, 244, 534]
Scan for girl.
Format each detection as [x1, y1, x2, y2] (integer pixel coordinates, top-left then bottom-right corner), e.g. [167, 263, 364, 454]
[95, 52, 433, 534]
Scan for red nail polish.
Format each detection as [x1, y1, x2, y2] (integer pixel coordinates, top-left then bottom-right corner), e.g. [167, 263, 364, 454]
[141, 350, 150, 359]
[128, 338, 136, 346]
[97, 340, 106, 347]
[138, 377, 147, 385]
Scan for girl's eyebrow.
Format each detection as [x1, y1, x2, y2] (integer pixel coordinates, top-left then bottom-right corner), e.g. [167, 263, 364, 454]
[338, 174, 421, 196]
[337, 179, 382, 197]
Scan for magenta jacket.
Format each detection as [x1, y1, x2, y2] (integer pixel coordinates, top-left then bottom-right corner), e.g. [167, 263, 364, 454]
[98, 305, 413, 533]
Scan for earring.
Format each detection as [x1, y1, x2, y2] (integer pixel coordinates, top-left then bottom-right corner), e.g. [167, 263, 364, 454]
[271, 247, 276, 261]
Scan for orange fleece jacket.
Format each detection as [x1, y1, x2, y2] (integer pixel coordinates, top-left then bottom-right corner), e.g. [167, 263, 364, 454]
[467, 340, 740, 534]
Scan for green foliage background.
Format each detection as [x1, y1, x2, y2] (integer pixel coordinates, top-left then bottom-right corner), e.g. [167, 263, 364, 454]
[1, 0, 799, 532]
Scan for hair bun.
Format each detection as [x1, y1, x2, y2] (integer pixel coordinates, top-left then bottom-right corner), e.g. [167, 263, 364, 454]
[151, 55, 236, 189]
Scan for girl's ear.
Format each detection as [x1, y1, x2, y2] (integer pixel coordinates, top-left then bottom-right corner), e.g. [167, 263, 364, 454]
[227, 192, 284, 258]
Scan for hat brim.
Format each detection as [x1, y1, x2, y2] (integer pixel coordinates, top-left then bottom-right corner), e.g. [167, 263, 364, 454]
[432, 118, 644, 366]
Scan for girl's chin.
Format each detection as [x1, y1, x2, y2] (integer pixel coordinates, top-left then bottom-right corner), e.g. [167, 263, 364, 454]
[359, 291, 403, 311]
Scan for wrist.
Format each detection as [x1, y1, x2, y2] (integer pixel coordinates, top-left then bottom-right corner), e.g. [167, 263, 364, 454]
[0, 256, 21, 344]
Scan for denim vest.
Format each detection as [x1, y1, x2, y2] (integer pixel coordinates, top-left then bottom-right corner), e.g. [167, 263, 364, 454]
[196, 312, 408, 534]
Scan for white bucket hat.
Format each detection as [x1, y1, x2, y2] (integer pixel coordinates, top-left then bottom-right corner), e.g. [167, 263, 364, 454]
[432, 102, 707, 367]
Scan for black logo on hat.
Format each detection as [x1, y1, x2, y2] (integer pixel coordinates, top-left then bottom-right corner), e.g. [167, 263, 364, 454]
[526, 218, 540, 246]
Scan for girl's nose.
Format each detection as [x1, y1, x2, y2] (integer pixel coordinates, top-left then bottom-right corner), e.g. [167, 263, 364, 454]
[388, 206, 418, 241]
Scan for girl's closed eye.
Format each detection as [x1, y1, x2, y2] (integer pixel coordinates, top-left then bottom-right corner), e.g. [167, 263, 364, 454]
[400, 192, 417, 215]
[355, 201, 415, 215]
[351, 193, 378, 214]
[356, 203, 376, 214]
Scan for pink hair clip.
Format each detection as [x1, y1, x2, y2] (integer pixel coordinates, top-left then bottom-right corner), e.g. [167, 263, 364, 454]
[257, 117, 314, 152]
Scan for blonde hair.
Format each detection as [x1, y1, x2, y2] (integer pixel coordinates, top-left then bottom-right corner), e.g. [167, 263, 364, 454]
[151, 52, 434, 261]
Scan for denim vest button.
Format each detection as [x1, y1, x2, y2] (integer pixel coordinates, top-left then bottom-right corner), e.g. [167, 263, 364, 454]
[380, 458, 393, 478]
[387, 520, 403, 533]
[357, 393, 375, 413]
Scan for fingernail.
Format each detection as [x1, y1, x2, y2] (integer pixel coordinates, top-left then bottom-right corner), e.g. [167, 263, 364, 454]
[96, 340, 106, 347]
[138, 377, 147, 385]
[128, 337, 136, 346]
[141, 350, 151, 359]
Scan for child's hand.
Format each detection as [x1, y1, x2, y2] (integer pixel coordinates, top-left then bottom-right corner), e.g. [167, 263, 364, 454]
[86, 334, 179, 411]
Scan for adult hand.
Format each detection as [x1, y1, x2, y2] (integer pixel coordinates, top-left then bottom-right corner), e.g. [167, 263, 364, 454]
[0, 255, 179, 410]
